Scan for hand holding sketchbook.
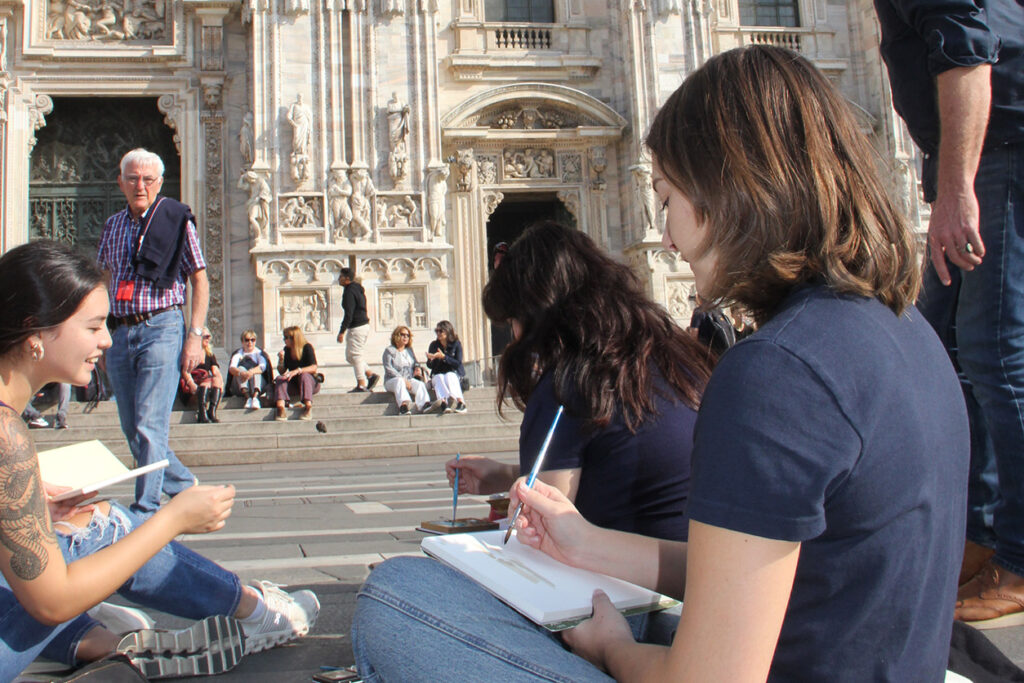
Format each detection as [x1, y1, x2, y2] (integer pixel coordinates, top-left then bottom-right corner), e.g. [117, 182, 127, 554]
[422, 530, 677, 631]
[37, 440, 168, 502]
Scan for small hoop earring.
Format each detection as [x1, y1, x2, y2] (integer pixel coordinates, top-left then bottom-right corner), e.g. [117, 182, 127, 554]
[31, 344, 44, 362]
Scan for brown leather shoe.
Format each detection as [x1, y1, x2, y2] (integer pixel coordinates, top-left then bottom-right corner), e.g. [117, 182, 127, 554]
[955, 561, 1024, 629]
[960, 540, 995, 586]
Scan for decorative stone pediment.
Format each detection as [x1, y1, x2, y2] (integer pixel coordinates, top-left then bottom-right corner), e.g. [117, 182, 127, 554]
[442, 84, 626, 142]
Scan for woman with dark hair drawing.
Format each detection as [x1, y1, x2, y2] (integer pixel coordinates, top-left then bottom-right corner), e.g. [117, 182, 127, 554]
[352, 46, 967, 680]
[0, 241, 319, 679]
[425, 320, 467, 414]
[443, 220, 711, 542]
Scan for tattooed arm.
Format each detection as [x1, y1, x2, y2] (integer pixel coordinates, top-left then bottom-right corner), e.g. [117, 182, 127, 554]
[0, 409, 236, 625]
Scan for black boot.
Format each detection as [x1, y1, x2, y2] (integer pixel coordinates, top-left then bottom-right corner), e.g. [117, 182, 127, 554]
[195, 386, 210, 423]
[207, 387, 222, 423]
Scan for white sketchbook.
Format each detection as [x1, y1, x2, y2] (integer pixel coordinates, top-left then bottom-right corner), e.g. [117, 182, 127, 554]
[37, 440, 168, 502]
[421, 530, 678, 631]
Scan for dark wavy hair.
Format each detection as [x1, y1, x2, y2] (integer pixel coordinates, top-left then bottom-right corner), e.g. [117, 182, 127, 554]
[482, 221, 712, 431]
[645, 45, 919, 324]
[434, 320, 459, 346]
[0, 240, 106, 357]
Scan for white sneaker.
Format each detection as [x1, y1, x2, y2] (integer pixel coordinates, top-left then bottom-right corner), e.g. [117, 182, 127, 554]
[117, 614, 245, 679]
[26, 416, 48, 429]
[242, 580, 320, 654]
[88, 601, 156, 635]
[251, 395, 262, 409]
[245, 397, 255, 410]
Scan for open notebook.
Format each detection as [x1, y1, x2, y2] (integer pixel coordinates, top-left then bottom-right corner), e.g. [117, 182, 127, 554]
[37, 440, 167, 502]
[421, 530, 678, 631]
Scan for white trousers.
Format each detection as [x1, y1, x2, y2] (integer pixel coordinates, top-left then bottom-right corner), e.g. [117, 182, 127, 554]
[385, 376, 430, 410]
[431, 372, 464, 403]
[346, 325, 371, 382]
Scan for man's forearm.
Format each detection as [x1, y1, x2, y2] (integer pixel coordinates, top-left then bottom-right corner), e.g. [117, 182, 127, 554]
[188, 269, 210, 331]
[935, 64, 991, 198]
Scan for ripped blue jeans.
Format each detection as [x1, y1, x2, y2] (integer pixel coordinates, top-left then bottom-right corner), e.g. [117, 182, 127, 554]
[0, 502, 241, 680]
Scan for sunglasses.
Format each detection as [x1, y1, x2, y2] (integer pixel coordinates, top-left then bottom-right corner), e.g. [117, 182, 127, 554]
[399, 333, 410, 338]
[243, 337, 256, 342]
[202, 335, 212, 340]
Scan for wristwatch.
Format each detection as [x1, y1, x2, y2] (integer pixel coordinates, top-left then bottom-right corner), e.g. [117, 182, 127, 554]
[189, 326, 204, 337]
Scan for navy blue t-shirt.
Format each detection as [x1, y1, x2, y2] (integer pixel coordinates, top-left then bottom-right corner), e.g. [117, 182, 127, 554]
[688, 286, 968, 681]
[520, 370, 697, 542]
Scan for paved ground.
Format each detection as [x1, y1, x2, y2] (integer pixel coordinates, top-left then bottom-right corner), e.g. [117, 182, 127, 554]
[24, 453, 1024, 681]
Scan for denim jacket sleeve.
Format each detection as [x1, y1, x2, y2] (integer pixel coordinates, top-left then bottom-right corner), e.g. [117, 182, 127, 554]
[887, 0, 1000, 75]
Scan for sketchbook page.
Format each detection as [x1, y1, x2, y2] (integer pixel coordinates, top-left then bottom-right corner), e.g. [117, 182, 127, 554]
[421, 530, 676, 629]
[37, 440, 128, 488]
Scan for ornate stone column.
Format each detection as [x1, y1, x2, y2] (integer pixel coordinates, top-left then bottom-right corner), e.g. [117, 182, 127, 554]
[449, 147, 488, 360]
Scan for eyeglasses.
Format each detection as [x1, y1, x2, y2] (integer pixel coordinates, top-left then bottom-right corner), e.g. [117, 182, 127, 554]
[283, 336, 293, 341]
[202, 335, 212, 340]
[399, 333, 410, 338]
[243, 337, 256, 342]
[123, 175, 161, 187]
[435, 328, 443, 333]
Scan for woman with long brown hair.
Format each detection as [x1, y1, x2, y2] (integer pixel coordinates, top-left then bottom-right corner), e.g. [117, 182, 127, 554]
[353, 46, 967, 680]
[446, 220, 712, 541]
[274, 325, 319, 421]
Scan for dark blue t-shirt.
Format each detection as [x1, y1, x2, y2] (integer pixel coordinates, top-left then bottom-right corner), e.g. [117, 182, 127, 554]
[520, 370, 697, 542]
[688, 286, 968, 681]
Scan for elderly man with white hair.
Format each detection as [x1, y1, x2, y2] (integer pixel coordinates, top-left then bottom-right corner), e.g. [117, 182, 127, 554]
[97, 147, 206, 517]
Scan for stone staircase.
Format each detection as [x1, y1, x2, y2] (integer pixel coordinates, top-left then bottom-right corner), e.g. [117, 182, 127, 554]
[28, 387, 522, 467]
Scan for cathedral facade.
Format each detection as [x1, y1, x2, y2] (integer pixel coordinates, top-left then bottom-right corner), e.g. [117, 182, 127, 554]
[0, 0, 925, 381]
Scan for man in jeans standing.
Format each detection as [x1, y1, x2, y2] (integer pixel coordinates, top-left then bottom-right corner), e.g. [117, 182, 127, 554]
[98, 148, 206, 517]
[875, 0, 1024, 627]
[337, 267, 380, 392]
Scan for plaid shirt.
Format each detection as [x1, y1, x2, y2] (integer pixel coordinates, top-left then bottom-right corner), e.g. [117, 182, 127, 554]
[97, 204, 206, 318]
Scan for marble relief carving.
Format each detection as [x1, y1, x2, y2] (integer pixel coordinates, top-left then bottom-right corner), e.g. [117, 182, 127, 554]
[483, 191, 504, 217]
[239, 112, 255, 166]
[280, 196, 322, 229]
[557, 190, 580, 222]
[589, 146, 607, 190]
[281, 289, 329, 332]
[376, 194, 420, 228]
[488, 106, 570, 129]
[631, 163, 660, 234]
[665, 278, 695, 320]
[559, 153, 582, 183]
[455, 148, 475, 191]
[477, 155, 497, 184]
[503, 148, 555, 179]
[46, 0, 167, 41]
[378, 287, 426, 330]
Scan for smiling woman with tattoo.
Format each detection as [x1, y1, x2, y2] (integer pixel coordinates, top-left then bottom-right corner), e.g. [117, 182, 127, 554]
[0, 241, 319, 679]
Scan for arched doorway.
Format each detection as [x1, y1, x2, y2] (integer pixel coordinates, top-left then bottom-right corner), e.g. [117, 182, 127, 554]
[29, 97, 180, 256]
[486, 192, 576, 354]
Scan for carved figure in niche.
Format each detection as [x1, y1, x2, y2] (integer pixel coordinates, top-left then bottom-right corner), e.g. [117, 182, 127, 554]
[589, 146, 608, 190]
[288, 94, 312, 158]
[536, 149, 555, 178]
[561, 154, 582, 183]
[383, 195, 419, 228]
[327, 169, 353, 239]
[239, 170, 271, 243]
[291, 152, 311, 185]
[349, 169, 376, 240]
[239, 111, 255, 166]
[478, 157, 497, 184]
[455, 149, 475, 191]
[631, 164, 660, 235]
[281, 197, 319, 229]
[427, 166, 449, 238]
[386, 93, 411, 185]
[307, 291, 328, 331]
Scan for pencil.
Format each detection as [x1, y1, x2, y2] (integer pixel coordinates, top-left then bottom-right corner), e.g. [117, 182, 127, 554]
[503, 405, 564, 544]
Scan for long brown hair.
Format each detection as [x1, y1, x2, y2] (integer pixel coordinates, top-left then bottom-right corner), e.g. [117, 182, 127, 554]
[645, 45, 919, 324]
[283, 325, 308, 360]
[482, 221, 712, 431]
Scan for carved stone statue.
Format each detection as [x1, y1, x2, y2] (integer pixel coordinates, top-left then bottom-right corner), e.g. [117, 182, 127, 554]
[589, 146, 608, 190]
[382, 0, 405, 17]
[631, 164, 660, 235]
[427, 166, 449, 238]
[284, 0, 311, 14]
[455, 148, 475, 192]
[349, 169, 376, 240]
[386, 92, 411, 185]
[47, 0, 165, 41]
[239, 170, 271, 243]
[327, 169, 354, 240]
[239, 111, 255, 166]
[280, 196, 319, 229]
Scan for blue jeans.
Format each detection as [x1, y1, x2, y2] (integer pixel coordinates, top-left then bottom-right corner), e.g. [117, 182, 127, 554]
[22, 384, 71, 426]
[352, 556, 678, 682]
[106, 308, 196, 516]
[954, 144, 1024, 574]
[0, 503, 240, 679]
[917, 266, 1000, 547]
